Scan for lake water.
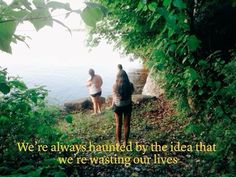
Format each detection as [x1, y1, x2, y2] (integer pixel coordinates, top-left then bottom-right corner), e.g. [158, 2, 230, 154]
[1, 27, 142, 105]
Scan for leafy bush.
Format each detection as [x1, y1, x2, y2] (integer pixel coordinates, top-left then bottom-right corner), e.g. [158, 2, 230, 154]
[87, 0, 236, 175]
[0, 68, 65, 176]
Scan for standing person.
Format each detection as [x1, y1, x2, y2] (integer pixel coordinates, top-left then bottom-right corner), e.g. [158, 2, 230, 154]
[117, 64, 123, 71]
[86, 69, 103, 115]
[112, 69, 134, 146]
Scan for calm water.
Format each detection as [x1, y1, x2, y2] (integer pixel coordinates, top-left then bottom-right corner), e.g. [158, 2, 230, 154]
[1, 28, 142, 104]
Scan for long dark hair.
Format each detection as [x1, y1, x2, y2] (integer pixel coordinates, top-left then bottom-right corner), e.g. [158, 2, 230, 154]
[115, 70, 132, 100]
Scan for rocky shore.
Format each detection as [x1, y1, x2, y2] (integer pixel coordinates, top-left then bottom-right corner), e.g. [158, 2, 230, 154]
[64, 68, 164, 112]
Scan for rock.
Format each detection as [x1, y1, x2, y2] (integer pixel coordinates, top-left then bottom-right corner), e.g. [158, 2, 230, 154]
[100, 97, 106, 105]
[64, 98, 92, 112]
[132, 94, 156, 104]
[64, 97, 105, 112]
[106, 95, 113, 107]
[128, 68, 148, 94]
[106, 94, 155, 106]
[142, 69, 164, 97]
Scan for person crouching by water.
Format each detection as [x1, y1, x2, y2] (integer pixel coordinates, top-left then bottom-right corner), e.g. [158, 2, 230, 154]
[86, 69, 103, 115]
[112, 68, 134, 146]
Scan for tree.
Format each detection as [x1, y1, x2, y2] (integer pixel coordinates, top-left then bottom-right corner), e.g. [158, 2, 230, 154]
[0, 2, 106, 174]
[0, 0, 106, 54]
[86, 0, 236, 175]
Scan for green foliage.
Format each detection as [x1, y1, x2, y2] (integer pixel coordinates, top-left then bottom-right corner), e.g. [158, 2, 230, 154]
[88, 0, 236, 175]
[65, 114, 73, 124]
[0, 0, 107, 53]
[1, 0, 235, 175]
[0, 68, 66, 176]
[147, 2, 157, 12]
[0, 1, 108, 175]
[81, 6, 104, 28]
[80, 2, 107, 28]
[173, 0, 186, 9]
[0, 21, 17, 53]
[187, 35, 201, 52]
[0, 0, 72, 53]
[27, 8, 53, 31]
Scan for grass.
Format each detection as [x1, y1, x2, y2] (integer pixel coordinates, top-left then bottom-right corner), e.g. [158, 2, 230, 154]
[58, 109, 115, 144]
[57, 101, 171, 145]
[56, 95, 182, 151]
[54, 96, 195, 176]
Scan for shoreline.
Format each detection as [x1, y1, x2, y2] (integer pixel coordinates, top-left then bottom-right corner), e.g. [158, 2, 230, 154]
[46, 68, 148, 106]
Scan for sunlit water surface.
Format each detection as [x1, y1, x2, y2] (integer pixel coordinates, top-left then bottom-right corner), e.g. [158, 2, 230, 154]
[1, 26, 142, 104]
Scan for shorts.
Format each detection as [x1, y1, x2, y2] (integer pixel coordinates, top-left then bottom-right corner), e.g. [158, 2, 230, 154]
[112, 103, 132, 115]
[90, 91, 102, 97]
